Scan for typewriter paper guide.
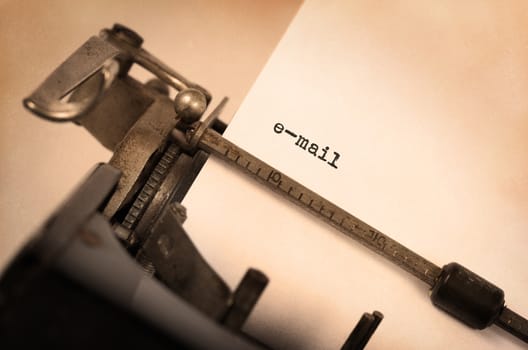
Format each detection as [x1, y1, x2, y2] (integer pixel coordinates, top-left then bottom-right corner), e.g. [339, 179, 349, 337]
[184, 1, 528, 349]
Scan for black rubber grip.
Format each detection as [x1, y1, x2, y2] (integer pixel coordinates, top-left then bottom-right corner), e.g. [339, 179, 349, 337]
[430, 262, 504, 329]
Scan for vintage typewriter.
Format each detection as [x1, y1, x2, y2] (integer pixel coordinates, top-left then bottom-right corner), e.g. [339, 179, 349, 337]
[0, 24, 526, 349]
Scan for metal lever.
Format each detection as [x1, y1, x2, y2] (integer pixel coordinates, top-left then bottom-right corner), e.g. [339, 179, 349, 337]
[23, 36, 120, 122]
[341, 311, 384, 350]
[23, 24, 211, 122]
[222, 269, 269, 330]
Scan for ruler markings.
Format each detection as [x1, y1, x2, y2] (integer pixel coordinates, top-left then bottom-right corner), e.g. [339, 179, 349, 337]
[199, 128, 441, 286]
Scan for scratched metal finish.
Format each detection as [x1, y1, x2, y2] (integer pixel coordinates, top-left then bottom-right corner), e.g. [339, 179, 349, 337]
[198, 128, 442, 287]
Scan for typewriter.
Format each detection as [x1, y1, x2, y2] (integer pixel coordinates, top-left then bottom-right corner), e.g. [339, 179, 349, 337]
[1, 24, 526, 349]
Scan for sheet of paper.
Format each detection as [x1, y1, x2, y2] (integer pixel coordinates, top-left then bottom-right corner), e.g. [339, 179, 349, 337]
[183, 1, 528, 349]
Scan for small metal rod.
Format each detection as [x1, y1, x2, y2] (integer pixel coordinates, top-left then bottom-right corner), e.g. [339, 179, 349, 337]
[222, 269, 269, 330]
[495, 306, 528, 343]
[341, 311, 384, 350]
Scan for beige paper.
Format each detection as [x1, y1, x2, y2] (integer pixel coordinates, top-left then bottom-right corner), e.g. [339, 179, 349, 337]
[183, 1, 528, 349]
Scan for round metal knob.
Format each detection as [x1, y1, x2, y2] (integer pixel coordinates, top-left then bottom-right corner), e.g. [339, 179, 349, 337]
[173, 88, 207, 124]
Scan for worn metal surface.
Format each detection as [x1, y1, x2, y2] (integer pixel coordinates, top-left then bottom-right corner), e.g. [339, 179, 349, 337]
[71, 76, 155, 151]
[121, 144, 180, 232]
[132, 152, 191, 241]
[195, 127, 442, 287]
[23, 36, 120, 121]
[103, 95, 178, 219]
[137, 202, 232, 320]
[133, 150, 210, 241]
